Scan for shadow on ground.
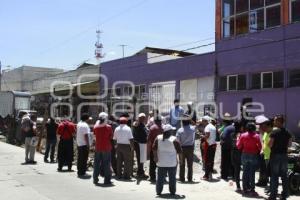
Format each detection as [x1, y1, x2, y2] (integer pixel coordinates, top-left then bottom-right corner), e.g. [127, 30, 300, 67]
[156, 194, 186, 199]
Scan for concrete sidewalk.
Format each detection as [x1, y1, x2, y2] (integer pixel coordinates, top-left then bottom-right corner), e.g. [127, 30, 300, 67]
[0, 141, 298, 200]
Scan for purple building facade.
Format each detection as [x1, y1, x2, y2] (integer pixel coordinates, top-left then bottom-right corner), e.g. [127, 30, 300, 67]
[100, 50, 216, 117]
[99, 0, 300, 137]
[216, 22, 300, 137]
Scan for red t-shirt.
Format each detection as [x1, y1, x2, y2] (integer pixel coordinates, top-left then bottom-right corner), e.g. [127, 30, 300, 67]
[57, 121, 76, 140]
[93, 124, 113, 152]
[148, 124, 163, 148]
[237, 131, 262, 155]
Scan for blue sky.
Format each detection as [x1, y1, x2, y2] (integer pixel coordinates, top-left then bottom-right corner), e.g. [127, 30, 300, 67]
[0, 0, 215, 70]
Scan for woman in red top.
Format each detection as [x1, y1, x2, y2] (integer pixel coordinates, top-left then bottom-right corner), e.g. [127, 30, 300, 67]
[237, 122, 262, 196]
[57, 119, 76, 172]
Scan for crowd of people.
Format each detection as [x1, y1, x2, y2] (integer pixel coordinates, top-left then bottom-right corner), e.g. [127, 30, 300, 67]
[18, 99, 294, 199]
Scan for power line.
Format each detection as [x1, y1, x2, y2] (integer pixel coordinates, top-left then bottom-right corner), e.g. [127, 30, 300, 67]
[38, 0, 149, 56]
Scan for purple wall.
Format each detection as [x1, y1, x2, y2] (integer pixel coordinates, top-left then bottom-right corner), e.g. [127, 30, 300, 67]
[216, 23, 300, 137]
[99, 23, 300, 136]
[101, 52, 215, 88]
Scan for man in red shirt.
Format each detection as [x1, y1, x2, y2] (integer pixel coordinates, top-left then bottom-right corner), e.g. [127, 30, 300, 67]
[57, 119, 76, 172]
[93, 112, 113, 185]
[147, 115, 163, 182]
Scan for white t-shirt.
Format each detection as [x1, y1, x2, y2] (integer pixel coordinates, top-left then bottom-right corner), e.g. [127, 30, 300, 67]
[113, 124, 133, 145]
[204, 123, 216, 146]
[76, 121, 90, 146]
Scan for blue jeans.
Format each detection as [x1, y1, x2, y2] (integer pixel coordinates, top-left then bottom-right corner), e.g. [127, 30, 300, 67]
[93, 151, 112, 184]
[270, 154, 289, 199]
[156, 167, 177, 195]
[241, 153, 258, 192]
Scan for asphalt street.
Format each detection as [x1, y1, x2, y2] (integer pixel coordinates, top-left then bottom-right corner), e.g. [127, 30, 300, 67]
[0, 141, 299, 200]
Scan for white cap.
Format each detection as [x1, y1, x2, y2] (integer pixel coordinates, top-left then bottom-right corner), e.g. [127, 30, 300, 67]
[187, 101, 193, 106]
[163, 124, 176, 132]
[255, 115, 269, 124]
[202, 115, 211, 122]
[99, 112, 108, 119]
[138, 113, 146, 118]
[223, 112, 231, 121]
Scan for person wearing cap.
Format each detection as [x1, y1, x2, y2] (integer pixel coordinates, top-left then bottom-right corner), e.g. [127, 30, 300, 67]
[76, 113, 91, 177]
[132, 113, 149, 178]
[201, 116, 217, 181]
[22, 114, 37, 164]
[220, 113, 235, 180]
[260, 119, 273, 191]
[147, 115, 164, 182]
[185, 102, 197, 124]
[255, 115, 271, 187]
[169, 99, 184, 130]
[113, 117, 134, 180]
[93, 112, 113, 185]
[176, 114, 196, 182]
[153, 124, 182, 196]
[107, 115, 119, 175]
[237, 122, 261, 196]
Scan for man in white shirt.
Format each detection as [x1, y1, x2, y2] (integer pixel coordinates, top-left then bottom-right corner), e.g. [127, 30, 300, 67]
[113, 117, 134, 180]
[76, 114, 91, 177]
[201, 116, 217, 181]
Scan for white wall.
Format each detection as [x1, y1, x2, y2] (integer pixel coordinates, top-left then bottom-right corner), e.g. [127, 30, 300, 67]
[180, 76, 215, 117]
[149, 81, 176, 114]
[1, 66, 63, 92]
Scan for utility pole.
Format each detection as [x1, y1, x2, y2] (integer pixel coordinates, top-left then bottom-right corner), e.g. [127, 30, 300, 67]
[119, 44, 127, 58]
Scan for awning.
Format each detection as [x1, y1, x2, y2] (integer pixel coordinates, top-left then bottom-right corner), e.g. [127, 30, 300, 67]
[31, 81, 99, 95]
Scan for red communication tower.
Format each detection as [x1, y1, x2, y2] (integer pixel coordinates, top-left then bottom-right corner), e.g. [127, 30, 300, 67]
[95, 30, 104, 59]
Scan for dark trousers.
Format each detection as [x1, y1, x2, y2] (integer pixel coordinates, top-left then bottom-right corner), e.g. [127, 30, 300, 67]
[77, 145, 89, 176]
[231, 148, 242, 189]
[111, 143, 117, 174]
[270, 154, 289, 199]
[93, 151, 112, 184]
[200, 139, 205, 170]
[57, 139, 73, 170]
[134, 141, 145, 176]
[149, 150, 157, 181]
[179, 146, 194, 182]
[116, 144, 132, 179]
[44, 139, 56, 162]
[221, 146, 234, 179]
[204, 144, 216, 178]
[241, 153, 258, 192]
[156, 167, 177, 195]
[258, 154, 268, 184]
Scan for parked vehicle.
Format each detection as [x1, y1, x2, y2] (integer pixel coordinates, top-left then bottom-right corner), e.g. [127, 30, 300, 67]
[0, 91, 37, 144]
[288, 142, 300, 194]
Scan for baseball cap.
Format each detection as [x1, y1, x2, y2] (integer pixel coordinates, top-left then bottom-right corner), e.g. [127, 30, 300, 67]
[163, 124, 176, 132]
[99, 112, 108, 119]
[202, 115, 211, 122]
[138, 113, 146, 118]
[255, 115, 269, 125]
[223, 113, 232, 121]
[187, 101, 193, 106]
